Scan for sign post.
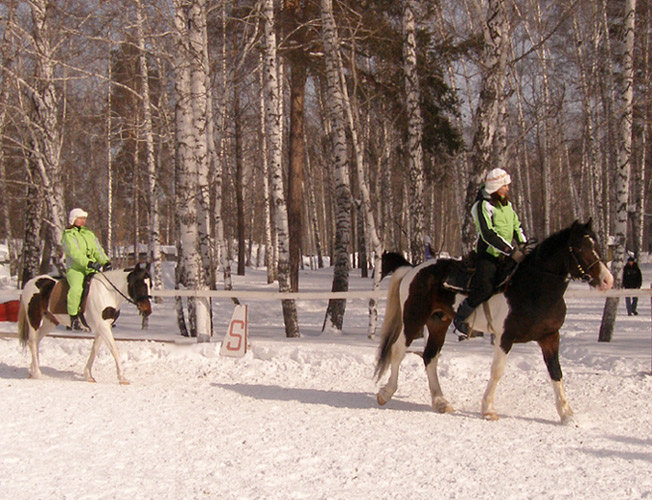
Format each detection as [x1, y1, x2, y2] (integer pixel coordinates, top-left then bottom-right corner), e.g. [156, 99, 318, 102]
[220, 304, 248, 357]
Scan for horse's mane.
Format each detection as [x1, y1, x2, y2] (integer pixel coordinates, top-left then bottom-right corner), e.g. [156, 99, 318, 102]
[529, 226, 571, 262]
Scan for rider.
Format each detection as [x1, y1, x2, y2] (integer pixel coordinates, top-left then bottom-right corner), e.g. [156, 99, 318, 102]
[61, 208, 112, 328]
[453, 168, 527, 340]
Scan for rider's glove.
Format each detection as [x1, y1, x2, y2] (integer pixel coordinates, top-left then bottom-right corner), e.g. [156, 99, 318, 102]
[510, 249, 525, 264]
[88, 261, 102, 271]
[102, 262, 112, 271]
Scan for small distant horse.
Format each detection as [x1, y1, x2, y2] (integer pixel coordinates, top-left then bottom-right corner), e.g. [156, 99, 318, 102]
[17, 263, 152, 384]
[375, 220, 613, 423]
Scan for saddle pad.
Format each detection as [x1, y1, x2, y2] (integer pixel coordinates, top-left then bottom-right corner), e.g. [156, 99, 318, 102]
[48, 280, 69, 315]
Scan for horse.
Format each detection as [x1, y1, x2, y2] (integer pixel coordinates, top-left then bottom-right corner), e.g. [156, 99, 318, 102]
[374, 220, 613, 424]
[17, 263, 152, 384]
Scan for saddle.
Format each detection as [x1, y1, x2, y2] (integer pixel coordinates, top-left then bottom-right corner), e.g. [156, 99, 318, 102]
[47, 274, 94, 325]
[441, 254, 476, 294]
[441, 253, 515, 295]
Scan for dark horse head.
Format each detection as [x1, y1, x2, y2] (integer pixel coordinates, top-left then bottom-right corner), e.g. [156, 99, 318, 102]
[127, 262, 153, 317]
[529, 219, 613, 291]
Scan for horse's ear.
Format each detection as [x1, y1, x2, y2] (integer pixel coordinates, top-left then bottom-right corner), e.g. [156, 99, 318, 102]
[585, 217, 593, 230]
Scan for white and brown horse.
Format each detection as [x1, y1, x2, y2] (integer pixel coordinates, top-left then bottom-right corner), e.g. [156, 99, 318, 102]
[17, 263, 152, 384]
[375, 220, 613, 424]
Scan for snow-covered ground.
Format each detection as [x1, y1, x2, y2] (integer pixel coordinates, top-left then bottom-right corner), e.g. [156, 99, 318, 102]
[0, 259, 650, 499]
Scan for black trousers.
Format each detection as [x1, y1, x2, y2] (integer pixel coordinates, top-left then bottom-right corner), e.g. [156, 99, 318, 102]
[467, 253, 514, 308]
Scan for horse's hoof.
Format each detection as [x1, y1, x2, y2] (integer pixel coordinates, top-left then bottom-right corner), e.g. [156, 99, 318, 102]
[119, 379, 130, 386]
[433, 399, 454, 413]
[85, 377, 96, 383]
[483, 412, 499, 421]
[560, 413, 575, 426]
[377, 393, 388, 406]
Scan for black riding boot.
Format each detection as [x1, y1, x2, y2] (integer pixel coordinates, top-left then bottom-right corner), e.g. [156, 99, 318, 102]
[453, 300, 475, 340]
[68, 314, 84, 331]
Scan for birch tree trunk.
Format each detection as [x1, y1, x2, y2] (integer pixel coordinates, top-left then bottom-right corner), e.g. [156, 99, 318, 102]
[215, 0, 235, 294]
[599, 0, 636, 342]
[321, 0, 352, 334]
[333, 33, 384, 338]
[135, 0, 162, 294]
[259, 56, 275, 284]
[173, 0, 211, 341]
[403, 0, 425, 262]
[262, 0, 299, 337]
[461, 0, 509, 252]
[28, 0, 66, 275]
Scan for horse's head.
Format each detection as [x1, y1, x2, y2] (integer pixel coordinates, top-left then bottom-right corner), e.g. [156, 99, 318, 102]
[127, 262, 152, 317]
[568, 219, 613, 291]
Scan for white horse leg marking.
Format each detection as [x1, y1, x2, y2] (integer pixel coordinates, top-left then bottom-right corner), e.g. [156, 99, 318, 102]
[101, 326, 129, 385]
[28, 320, 55, 379]
[551, 379, 574, 424]
[425, 354, 453, 413]
[84, 335, 104, 383]
[482, 343, 509, 420]
[27, 334, 42, 379]
[377, 332, 407, 405]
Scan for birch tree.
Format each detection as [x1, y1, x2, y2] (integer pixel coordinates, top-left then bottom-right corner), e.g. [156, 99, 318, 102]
[599, 0, 637, 342]
[321, 0, 352, 334]
[26, 0, 67, 275]
[403, 0, 425, 262]
[262, 0, 299, 337]
[173, 0, 211, 341]
[135, 0, 162, 293]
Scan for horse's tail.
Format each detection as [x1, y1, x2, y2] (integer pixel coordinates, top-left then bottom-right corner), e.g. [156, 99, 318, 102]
[374, 264, 412, 381]
[17, 298, 28, 348]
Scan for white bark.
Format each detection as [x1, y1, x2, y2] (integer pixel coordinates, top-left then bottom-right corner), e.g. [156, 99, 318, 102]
[262, 0, 299, 337]
[402, 0, 425, 262]
[321, 0, 353, 335]
[599, 0, 636, 342]
[135, 0, 162, 292]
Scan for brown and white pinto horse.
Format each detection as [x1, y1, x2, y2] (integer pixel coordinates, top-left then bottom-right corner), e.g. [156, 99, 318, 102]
[17, 264, 152, 384]
[374, 220, 613, 424]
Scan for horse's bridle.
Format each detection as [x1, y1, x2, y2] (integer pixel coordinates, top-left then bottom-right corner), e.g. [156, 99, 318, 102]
[95, 271, 151, 306]
[568, 235, 602, 283]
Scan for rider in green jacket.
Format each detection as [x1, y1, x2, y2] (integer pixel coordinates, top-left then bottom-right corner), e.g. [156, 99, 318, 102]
[61, 208, 111, 325]
[453, 168, 527, 340]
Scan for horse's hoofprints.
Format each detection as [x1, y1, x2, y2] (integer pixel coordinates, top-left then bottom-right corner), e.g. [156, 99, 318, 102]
[17, 263, 152, 384]
[375, 220, 613, 424]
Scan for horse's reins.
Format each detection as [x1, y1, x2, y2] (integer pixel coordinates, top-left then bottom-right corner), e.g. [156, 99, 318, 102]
[93, 271, 150, 306]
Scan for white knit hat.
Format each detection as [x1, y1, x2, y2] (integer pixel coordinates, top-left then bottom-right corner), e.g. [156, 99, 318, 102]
[68, 208, 88, 226]
[484, 168, 511, 194]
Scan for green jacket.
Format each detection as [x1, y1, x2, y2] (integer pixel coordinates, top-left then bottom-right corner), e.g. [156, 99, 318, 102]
[471, 188, 526, 258]
[61, 225, 109, 273]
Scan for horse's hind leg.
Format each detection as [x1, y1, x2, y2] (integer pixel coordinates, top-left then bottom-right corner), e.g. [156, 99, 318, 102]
[481, 341, 510, 420]
[423, 314, 454, 413]
[377, 331, 407, 405]
[538, 332, 573, 424]
[27, 321, 55, 379]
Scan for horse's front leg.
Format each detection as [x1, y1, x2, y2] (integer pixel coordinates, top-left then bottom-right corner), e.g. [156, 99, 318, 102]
[482, 340, 510, 420]
[538, 332, 573, 424]
[377, 331, 407, 405]
[89, 322, 129, 385]
[424, 314, 453, 413]
[83, 335, 103, 383]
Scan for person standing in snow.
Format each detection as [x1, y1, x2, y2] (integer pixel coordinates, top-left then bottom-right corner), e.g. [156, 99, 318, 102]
[61, 208, 112, 329]
[453, 168, 527, 340]
[622, 256, 642, 316]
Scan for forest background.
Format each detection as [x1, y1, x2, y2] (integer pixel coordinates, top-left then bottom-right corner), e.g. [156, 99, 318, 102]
[0, 0, 649, 339]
